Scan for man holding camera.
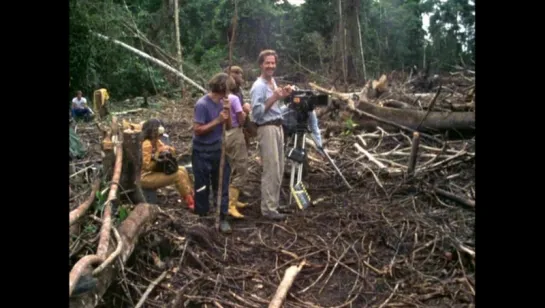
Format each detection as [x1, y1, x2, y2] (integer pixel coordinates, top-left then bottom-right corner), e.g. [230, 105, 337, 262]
[250, 49, 293, 220]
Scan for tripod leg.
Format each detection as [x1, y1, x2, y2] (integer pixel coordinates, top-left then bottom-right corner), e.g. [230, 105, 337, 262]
[296, 162, 304, 184]
[298, 133, 306, 184]
[289, 161, 296, 205]
[288, 133, 298, 205]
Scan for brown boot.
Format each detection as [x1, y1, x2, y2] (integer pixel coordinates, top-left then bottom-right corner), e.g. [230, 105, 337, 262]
[228, 186, 245, 218]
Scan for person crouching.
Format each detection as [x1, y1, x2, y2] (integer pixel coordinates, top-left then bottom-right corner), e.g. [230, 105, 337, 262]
[140, 119, 195, 210]
[192, 72, 234, 233]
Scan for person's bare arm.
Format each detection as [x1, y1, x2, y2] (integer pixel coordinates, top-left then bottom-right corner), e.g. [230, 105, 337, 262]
[242, 103, 251, 114]
[193, 118, 221, 136]
[236, 111, 246, 125]
[193, 102, 226, 136]
[225, 110, 232, 130]
[224, 98, 233, 131]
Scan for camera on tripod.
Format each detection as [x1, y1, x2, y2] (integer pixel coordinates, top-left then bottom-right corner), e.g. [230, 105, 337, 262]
[282, 89, 329, 136]
[282, 89, 329, 210]
[285, 89, 329, 113]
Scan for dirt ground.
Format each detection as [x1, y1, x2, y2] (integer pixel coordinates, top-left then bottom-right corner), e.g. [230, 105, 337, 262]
[69, 92, 475, 308]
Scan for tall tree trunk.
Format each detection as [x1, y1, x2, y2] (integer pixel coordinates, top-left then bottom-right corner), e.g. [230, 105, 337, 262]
[346, 0, 362, 82]
[173, 0, 185, 97]
[338, 0, 347, 86]
[357, 12, 367, 81]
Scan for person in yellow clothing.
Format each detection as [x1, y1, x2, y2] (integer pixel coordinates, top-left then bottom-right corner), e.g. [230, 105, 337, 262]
[93, 88, 110, 118]
[140, 119, 195, 210]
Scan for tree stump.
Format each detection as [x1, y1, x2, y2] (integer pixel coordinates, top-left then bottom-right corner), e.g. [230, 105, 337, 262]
[120, 129, 145, 204]
[101, 129, 115, 181]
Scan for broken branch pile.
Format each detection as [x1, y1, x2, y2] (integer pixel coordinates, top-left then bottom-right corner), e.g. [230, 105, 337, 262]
[68, 76, 474, 307]
[313, 69, 475, 137]
[69, 118, 159, 308]
[313, 127, 475, 200]
[94, 129, 474, 306]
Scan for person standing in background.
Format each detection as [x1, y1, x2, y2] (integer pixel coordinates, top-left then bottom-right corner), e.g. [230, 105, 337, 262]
[224, 75, 250, 219]
[250, 49, 293, 220]
[192, 72, 234, 233]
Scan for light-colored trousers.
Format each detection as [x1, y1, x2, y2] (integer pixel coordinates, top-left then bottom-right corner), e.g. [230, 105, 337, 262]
[257, 124, 284, 214]
[225, 127, 248, 190]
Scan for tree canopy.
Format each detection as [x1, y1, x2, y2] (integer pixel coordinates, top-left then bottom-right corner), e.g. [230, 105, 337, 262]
[69, 0, 474, 100]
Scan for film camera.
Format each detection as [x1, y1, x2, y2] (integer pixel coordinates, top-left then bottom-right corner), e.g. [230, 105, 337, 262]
[282, 89, 329, 210]
[282, 89, 329, 136]
[153, 151, 178, 175]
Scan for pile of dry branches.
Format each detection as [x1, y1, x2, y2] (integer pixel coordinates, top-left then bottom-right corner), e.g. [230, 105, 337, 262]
[69, 70, 475, 308]
[102, 124, 475, 307]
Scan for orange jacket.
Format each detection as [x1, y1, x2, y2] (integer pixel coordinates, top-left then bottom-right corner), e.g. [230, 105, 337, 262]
[141, 139, 175, 174]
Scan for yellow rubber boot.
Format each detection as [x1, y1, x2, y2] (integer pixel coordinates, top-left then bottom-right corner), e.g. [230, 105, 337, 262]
[236, 201, 248, 208]
[228, 186, 245, 218]
[236, 190, 248, 208]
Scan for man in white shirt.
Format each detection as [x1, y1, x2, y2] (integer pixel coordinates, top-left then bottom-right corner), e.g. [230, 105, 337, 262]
[71, 90, 93, 121]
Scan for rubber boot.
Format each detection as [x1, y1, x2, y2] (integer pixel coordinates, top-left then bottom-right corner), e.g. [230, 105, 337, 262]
[228, 186, 245, 218]
[236, 189, 249, 208]
[236, 200, 249, 208]
[239, 188, 251, 199]
[175, 167, 193, 210]
[219, 219, 232, 233]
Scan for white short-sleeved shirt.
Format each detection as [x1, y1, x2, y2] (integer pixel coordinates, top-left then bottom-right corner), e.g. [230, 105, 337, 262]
[72, 97, 87, 108]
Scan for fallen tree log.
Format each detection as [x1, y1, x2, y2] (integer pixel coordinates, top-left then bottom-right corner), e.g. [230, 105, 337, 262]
[268, 260, 306, 308]
[92, 31, 207, 94]
[309, 82, 475, 138]
[97, 131, 123, 259]
[69, 179, 101, 226]
[355, 99, 475, 136]
[69, 203, 159, 308]
[69, 127, 125, 297]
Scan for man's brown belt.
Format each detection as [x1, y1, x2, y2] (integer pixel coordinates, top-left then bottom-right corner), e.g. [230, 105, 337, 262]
[257, 119, 282, 127]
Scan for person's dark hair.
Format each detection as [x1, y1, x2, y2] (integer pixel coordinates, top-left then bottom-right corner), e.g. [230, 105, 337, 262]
[257, 49, 278, 65]
[141, 118, 161, 141]
[225, 65, 243, 74]
[208, 72, 236, 95]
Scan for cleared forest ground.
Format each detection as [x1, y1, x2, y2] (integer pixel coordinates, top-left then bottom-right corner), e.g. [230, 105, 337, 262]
[69, 73, 475, 308]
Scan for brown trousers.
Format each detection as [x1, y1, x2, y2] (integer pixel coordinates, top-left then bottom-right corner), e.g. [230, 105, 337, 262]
[225, 127, 248, 190]
[140, 166, 193, 197]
